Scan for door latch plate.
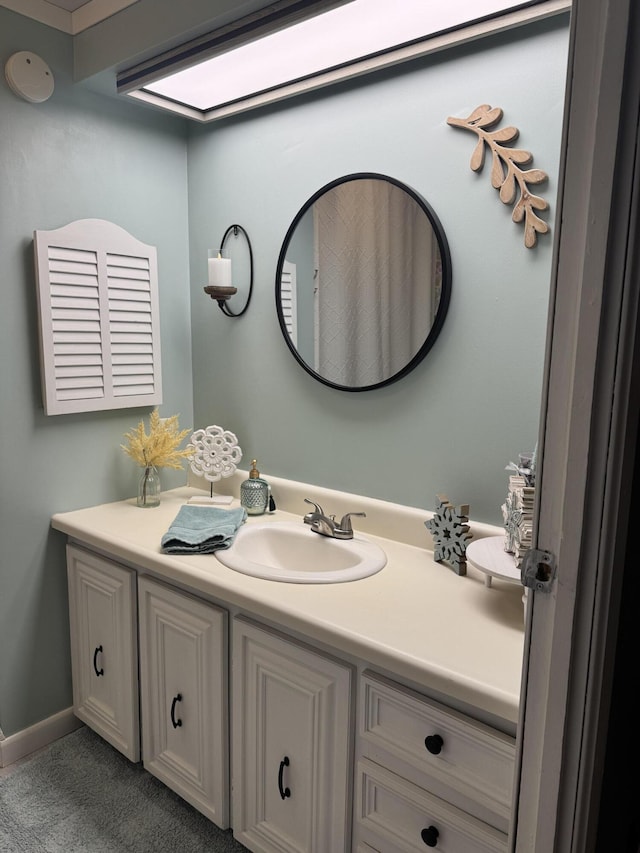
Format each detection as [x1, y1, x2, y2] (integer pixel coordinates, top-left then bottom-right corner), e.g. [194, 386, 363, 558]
[521, 548, 556, 592]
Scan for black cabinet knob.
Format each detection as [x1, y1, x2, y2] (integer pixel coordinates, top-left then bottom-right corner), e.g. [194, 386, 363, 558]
[421, 825, 440, 847]
[425, 734, 444, 755]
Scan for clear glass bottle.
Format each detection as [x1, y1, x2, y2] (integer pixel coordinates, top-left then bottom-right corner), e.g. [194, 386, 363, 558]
[240, 460, 270, 515]
[137, 465, 160, 508]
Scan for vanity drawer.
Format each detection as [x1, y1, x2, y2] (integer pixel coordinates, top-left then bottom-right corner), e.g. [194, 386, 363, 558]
[359, 672, 514, 830]
[356, 758, 508, 853]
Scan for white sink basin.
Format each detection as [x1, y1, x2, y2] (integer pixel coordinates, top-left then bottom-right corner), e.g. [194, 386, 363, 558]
[215, 521, 386, 583]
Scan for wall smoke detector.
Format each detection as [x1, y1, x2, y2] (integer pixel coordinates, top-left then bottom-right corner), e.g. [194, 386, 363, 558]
[5, 51, 54, 103]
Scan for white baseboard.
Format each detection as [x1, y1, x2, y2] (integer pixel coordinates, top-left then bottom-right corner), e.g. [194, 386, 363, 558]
[0, 707, 83, 767]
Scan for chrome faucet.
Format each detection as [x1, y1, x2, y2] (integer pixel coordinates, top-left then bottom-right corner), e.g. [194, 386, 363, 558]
[303, 499, 366, 540]
[303, 499, 326, 527]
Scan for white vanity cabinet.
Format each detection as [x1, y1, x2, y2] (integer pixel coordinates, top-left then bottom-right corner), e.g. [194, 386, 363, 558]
[355, 672, 515, 852]
[138, 576, 229, 827]
[55, 489, 523, 853]
[66, 544, 139, 761]
[232, 616, 352, 853]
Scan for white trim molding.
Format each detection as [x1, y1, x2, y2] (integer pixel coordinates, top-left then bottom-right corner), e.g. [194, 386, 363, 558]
[0, 0, 139, 35]
[513, 0, 640, 849]
[0, 707, 82, 768]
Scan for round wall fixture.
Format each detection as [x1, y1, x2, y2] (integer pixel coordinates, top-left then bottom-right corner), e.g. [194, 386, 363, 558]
[5, 51, 54, 103]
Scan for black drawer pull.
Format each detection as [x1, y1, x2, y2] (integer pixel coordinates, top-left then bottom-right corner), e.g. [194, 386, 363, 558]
[421, 825, 440, 847]
[93, 645, 104, 677]
[278, 756, 291, 800]
[424, 734, 444, 755]
[170, 693, 183, 728]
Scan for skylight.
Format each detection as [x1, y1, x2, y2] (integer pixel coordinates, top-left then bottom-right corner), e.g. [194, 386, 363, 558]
[118, 0, 569, 122]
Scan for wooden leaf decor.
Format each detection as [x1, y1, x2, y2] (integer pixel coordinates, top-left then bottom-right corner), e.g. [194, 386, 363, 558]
[447, 104, 549, 248]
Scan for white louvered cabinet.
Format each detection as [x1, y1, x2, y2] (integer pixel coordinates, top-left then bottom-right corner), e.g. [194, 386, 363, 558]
[33, 218, 162, 415]
[354, 671, 515, 853]
[138, 576, 229, 828]
[232, 616, 352, 853]
[66, 544, 139, 761]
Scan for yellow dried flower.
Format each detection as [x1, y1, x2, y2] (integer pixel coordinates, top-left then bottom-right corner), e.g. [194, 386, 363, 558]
[121, 409, 192, 469]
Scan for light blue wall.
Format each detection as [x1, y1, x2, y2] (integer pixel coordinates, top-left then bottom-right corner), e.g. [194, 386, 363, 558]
[187, 17, 569, 525]
[0, 9, 192, 736]
[0, 8, 569, 738]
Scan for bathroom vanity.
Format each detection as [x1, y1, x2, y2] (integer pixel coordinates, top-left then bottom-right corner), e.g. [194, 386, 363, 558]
[52, 480, 524, 853]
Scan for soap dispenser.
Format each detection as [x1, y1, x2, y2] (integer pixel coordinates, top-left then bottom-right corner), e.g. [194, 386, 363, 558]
[240, 460, 272, 516]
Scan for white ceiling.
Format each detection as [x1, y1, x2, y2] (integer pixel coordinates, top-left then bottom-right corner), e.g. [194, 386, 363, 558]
[0, 0, 140, 34]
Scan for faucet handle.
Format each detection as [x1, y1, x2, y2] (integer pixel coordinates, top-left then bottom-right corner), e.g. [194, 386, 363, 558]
[337, 511, 366, 534]
[303, 498, 325, 524]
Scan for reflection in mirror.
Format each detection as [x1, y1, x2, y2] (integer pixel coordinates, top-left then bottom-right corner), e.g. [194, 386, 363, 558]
[276, 173, 451, 391]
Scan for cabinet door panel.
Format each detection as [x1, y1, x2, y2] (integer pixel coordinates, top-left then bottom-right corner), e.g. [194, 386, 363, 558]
[262, 672, 316, 847]
[356, 759, 508, 853]
[138, 576, 228, 827]
[360, 672, 515, 830]
[233, 617, 352, 853]
[155, 621, 201, 772]
[67, 545, 139, 761]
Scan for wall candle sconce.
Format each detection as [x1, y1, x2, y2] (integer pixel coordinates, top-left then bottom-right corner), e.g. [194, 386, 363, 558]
[204, 223, 253, 317]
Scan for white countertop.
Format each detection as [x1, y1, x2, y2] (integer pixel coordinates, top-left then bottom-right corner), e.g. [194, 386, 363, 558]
[51, 486, 524, 730]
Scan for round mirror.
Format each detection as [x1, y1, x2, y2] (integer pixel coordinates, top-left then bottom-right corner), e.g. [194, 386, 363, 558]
[276, 173, 451, 392]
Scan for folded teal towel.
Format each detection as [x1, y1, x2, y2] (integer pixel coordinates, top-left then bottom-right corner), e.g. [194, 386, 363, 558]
[161, 505, 247, 554]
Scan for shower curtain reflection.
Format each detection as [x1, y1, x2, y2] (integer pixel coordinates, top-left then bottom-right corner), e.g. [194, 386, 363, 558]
[314, 179, 440, 387]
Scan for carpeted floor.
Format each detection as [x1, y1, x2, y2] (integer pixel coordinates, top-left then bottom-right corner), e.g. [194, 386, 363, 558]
[0, 726, 249, 852]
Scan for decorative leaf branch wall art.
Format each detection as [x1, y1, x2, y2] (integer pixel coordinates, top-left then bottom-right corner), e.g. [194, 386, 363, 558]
[447, 104, 549, 248]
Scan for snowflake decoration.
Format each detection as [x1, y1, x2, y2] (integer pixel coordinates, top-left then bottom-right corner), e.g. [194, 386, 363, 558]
[424, 494, 472, 576]
[188, 425, 242, 483]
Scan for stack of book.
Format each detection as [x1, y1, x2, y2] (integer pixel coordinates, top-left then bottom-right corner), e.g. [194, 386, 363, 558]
[502, 474, 535, 567]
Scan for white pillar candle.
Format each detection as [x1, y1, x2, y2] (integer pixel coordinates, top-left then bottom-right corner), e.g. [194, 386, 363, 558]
[208, 255, 232, 287]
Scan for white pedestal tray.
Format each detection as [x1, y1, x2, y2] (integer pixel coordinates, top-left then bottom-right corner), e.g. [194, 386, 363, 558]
[466, 536, 520, 587]
[466, 536, 527, 617]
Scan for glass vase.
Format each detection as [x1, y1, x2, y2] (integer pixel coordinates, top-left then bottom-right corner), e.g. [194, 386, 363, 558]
[137, 465, 160, 508]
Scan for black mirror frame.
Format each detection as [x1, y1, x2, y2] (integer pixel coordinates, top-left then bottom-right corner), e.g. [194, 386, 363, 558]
[275, 172, 452, 392]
